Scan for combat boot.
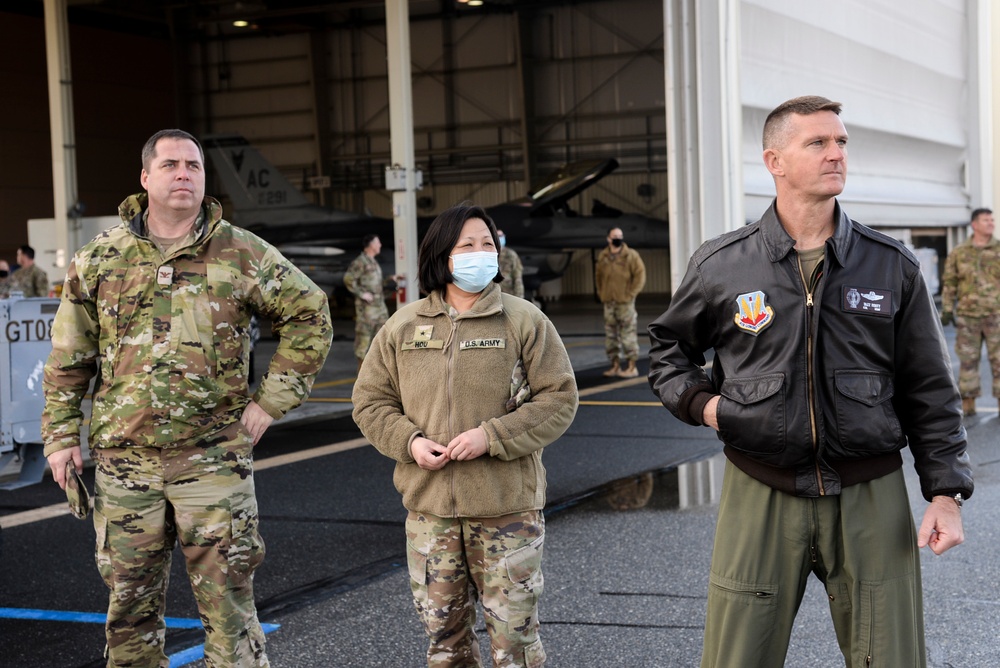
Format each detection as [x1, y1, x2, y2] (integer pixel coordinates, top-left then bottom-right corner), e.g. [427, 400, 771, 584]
[603, 359, 621, 377]
[962, 397, 976, 416]
[618, 359, 638, 378]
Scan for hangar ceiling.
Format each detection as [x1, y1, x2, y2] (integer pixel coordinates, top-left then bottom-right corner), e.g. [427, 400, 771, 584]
[16, 0, 610, 40]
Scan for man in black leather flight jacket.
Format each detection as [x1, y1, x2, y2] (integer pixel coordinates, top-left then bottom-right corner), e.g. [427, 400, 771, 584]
[649, 198, 973, 503]
[647, 95, 973, 668]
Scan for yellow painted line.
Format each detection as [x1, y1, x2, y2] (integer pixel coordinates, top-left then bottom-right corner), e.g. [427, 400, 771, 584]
[311, 377, 358, 389]
[0, 436, 374, 530]
[0, 504, 76, 529]
[563, 339, 604, 349]
[3, 371, 655, 529]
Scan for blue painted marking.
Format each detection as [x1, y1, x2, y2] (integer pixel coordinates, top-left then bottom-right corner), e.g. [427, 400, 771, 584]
[169, 623, 280, 668]
[0, 607, 278, 668]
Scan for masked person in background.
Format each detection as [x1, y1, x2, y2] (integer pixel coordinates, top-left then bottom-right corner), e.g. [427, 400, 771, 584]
[0, 259, 12, 298]
[497, 229, 524, 298]
[353, 203, 578, 668]
[595, 227, 646, 378]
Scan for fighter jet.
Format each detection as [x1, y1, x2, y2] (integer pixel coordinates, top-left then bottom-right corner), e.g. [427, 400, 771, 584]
[202, 133, 668, 295]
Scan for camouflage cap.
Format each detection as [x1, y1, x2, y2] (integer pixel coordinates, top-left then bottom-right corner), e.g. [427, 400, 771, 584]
[64, 462, 91, 520]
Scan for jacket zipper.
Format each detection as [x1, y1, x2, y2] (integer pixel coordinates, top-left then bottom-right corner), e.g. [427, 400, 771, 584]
[798, 254, 825, 496]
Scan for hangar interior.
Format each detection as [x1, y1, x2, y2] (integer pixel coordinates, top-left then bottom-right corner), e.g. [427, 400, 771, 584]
[2, 0, 671, 299]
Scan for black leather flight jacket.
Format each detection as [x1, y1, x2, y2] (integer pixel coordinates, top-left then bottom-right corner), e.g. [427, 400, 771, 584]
[648, 200, 974, 501]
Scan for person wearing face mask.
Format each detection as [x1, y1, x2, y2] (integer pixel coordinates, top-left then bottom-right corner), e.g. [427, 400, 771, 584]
[0, 259, 12, 298]
[497, 229, 525, 298]
[352, 203, 578, 668]
[595, 227, 646, 377]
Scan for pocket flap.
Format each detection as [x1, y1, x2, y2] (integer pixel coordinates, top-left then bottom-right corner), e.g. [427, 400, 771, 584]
[720, 374, 784, 405]
[835, 371, 894, 406]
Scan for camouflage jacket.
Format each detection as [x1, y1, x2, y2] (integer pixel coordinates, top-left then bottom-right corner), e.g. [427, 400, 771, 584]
[343, 252, 388, 319]
[595, 243, 646, 303]
[42, 193, 333, 456]
[11, 263, 50, 297]
[499, 246, 524, 298]
[941, 237, 1000, 317]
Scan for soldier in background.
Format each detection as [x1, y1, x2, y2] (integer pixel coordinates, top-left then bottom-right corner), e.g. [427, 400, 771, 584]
[344, 234, 397, 373]
[42, 129, 333, 667]
[11, 245, 49, 297]
[595, 227, 646, 378]
[497, 229, 524, 298]
[940, 207, 1000, 416]
[0, 259, 11, 298]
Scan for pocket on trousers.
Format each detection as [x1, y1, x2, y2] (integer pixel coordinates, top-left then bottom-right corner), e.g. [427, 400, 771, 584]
[405, 540, 429, 605]
[94, 513, 113, 588]
[227, 511, 264, 587]
[500, 534, 545, 620]
[706, 572, 778, 644]
[523, 637, 547, 668]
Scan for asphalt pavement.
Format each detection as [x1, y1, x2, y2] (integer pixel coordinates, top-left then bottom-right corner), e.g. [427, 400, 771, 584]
[1, 294, 998, 667]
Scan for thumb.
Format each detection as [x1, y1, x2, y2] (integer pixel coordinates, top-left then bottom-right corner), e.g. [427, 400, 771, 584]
[916, 514, 935, 548]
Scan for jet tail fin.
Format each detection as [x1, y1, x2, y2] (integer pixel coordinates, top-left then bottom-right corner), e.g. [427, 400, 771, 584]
[202, 133, 311, 211]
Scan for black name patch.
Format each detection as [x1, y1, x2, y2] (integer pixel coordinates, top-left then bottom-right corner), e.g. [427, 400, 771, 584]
[842, 286, 893, 318]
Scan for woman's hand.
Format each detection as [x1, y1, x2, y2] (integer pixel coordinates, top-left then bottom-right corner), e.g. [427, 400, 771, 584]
[446, 427, 489, 461]
[410, 437, 450, 470]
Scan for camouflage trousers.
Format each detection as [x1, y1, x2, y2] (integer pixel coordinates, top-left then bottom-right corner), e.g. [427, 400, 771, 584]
[354, 302, 388, 361]
[91, 422, 268, 668]
[603, 300, 639, 362]
[405, 510, 547, 668]
[955, 314, 1000, 398]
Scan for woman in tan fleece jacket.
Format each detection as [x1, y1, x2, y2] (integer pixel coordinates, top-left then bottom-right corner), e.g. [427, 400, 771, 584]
[352, 203, 578, 668]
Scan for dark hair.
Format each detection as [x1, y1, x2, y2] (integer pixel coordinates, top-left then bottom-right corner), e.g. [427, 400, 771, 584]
[142, 129, 205, 171]
[362, 234, 379, 249]
[971, 207, 993, 223]
[763, 96, 843, 149]
[17, 245, 35, 259]
[418, 202, 503, 293]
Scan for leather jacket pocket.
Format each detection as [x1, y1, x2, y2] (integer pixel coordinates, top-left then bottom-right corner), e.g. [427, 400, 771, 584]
[833, 370, 903, 455]
[717, 373, 785, 455]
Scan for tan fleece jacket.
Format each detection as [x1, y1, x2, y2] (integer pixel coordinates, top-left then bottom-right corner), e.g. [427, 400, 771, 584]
[595, 243, 646, 303]
[352, 283, 578, 518]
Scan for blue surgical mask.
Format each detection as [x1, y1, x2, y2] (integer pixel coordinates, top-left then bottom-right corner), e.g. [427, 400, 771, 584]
[450, 251, 499, 293]
[499, 235, 507, 248]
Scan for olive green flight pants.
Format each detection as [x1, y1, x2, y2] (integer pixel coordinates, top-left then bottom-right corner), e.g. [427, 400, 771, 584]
[702, 461, 924, 668]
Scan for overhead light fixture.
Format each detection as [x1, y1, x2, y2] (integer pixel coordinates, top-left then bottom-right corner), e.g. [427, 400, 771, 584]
[467, 0, 484, 5]
[233, 19, 249, 27]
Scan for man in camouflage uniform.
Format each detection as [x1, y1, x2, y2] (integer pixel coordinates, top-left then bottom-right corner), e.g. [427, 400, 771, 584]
[11, 244, 50, 297]
[344, 234, 395, 373]
[42, 129, 333, 668]
[595, 227, 646, 378]
[0, 259, 11, 298]
[941, 207, 1000, 416]
[497, 229, 524, 298]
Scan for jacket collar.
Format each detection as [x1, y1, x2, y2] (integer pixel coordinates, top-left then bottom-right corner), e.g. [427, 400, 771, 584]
[419, 282, 504, 319]
[118, 192, 223, 242]
[759, 198, 854, 268]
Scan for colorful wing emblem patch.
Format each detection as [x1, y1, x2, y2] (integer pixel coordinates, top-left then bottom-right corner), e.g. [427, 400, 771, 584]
[734, 291, 775, 335]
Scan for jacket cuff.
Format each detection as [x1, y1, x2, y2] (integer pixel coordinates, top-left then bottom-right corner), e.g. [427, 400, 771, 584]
[253, 395, 285, 420]
[679, 385, 716, 426]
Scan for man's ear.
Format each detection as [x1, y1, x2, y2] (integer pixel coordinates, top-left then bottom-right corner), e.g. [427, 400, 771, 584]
[763, 148, 783, 178]
[140, 169, 149, 190]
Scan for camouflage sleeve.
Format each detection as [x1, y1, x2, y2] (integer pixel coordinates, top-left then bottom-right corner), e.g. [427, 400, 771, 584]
[34, 267, 51, 297]
[940, 249, 958, 312]
[42, 258, 100, 456]
[250, 245, 333, 419]
[628, 251, 646, 299]
[512, 253, 524, 299]
[343, 256, 362, 297]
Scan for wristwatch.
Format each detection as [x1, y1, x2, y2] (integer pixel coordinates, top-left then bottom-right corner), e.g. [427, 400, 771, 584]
[953, 493, 964, 509]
